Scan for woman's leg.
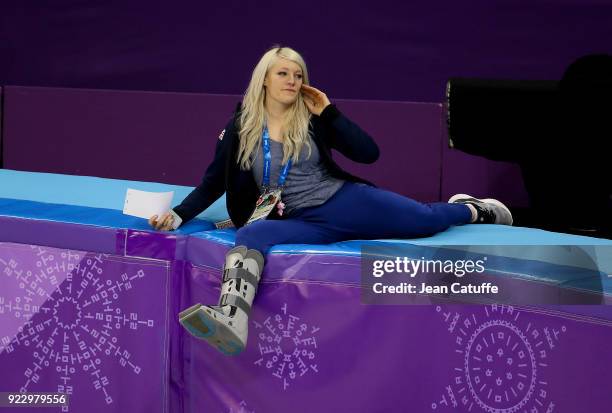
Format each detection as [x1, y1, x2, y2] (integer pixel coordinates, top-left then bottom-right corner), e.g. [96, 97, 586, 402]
[235, 217, 344, 256]
[294, 182, 473, 240]
[180, 218, 344, 356]
[180, 184, 507, 355]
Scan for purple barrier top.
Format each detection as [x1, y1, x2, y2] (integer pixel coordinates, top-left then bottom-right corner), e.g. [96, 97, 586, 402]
[3, 87, 442, 202]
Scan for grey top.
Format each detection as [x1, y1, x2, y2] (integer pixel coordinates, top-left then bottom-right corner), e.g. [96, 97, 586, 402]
[250, 137, 345, 215]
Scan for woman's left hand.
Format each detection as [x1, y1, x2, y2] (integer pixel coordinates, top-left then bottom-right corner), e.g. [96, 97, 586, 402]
[301, 84, 331, 116]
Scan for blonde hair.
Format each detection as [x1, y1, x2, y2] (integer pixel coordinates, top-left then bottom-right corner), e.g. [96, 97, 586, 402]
[237, 46, 312, 170]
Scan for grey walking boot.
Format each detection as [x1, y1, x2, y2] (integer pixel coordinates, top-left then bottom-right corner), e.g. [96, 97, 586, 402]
[179, 246, 264, 356]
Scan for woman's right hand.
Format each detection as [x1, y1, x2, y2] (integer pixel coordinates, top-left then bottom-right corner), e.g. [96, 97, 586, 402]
[148, 211, 175, 231]
[301, 84, 331, 116]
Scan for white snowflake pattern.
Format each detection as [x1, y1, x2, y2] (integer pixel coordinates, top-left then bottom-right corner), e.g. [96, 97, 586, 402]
[253, 303, 320, 390]
[431, 304, 565, 413]
[0, 245, 156, 411]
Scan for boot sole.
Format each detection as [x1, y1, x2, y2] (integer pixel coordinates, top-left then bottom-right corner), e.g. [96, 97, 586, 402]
[178, 303, 203, 320]
[179, 307, 245, 356]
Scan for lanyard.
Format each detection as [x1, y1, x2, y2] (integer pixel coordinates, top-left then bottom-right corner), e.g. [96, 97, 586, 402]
[262, 126, 292, 190]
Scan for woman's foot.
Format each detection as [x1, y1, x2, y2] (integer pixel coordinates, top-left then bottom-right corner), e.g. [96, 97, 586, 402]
[179, 247, 264, 356]
[180, 303, 249, 355]
[449, 194, 513, 225]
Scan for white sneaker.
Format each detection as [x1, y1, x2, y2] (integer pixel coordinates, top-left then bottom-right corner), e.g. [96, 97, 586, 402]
[449, 194, 513, 225]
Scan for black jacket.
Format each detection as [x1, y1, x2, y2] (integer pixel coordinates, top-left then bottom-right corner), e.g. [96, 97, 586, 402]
[173, 104, 380, 228]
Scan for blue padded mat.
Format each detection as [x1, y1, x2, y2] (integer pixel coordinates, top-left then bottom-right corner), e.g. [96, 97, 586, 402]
[2, 169, 611, 315]
[0, 169, 229, 224]
[0, 198, 214, 233]
[2, 169, 611, 273]
[194, 226, 612, 276]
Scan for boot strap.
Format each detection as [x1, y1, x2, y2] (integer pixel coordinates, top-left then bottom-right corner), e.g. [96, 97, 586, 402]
[223, 268, 259, 293]
[219, 293, 251, 316]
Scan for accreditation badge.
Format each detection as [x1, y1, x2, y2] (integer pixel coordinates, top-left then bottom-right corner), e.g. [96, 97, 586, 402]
[245, 188, 283, 225]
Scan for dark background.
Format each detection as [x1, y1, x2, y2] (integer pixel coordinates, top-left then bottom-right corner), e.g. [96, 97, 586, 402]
[1, 0, 611, 102]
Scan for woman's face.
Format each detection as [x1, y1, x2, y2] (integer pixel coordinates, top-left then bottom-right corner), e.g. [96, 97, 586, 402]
[264, 58, 303, 107]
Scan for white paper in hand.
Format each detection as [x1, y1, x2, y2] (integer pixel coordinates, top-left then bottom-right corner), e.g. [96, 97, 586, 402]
[123, 188, 174, 220]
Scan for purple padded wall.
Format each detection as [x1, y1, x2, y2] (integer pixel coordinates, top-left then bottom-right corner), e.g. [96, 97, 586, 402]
[3, 87, 443, 202]
[332, 100, 443, 202]
[3, 86, 238, 185]
[441, 144, 529, 207]
[3, 85, 531, 205]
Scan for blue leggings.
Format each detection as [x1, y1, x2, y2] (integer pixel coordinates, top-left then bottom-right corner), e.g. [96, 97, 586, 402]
[235, 182, 472, 255]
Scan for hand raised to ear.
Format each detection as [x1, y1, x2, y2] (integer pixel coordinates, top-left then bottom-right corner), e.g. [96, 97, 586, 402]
[301, 84, 331, 116]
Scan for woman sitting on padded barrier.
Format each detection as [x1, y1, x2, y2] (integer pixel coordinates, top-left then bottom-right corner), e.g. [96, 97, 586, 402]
[148, 46, 513, 355]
